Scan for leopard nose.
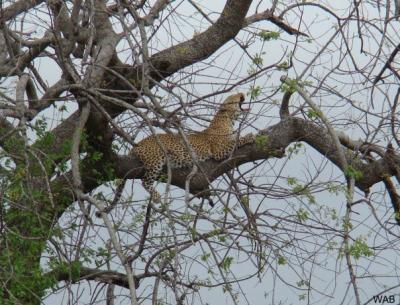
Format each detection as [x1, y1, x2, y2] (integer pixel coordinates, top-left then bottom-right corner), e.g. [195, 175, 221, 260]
[239, 93, 245, 102]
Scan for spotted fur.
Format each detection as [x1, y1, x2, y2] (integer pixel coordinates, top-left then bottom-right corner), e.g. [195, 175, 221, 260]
[132, 93, 254, 203]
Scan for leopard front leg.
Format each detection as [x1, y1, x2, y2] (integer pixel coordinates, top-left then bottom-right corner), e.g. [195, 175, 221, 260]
[238, 133, 255, 147]
[212, 140, 236, 161]
[212, 134, 255, 161]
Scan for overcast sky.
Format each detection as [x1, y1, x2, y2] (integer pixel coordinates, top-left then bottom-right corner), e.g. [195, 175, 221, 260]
[16, 0, 398, 304]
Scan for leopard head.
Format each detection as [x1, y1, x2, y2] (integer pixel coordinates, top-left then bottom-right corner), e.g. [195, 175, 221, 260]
[218, 92, 249, 120]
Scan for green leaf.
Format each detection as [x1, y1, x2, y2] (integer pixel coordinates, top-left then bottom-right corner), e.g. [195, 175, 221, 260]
[248, 85, 261, 99]
[347, 237, 373, 260]
[344, 165, 363, 180]
[258, 30, 280, 41]
[255, 135, 268, 148]
[307, 109, 320, 119]
[287, 177, 297, 186]
[91, 151, 103, 161]
[220, 256, 234, 271]
[252, 53, 263, 66]
[201, 253, 211, 262]
[277, 256, 286, 265]
[296, 208, 309, 222]
[240, 195, 249, 206]
[277, 61, 289, 71]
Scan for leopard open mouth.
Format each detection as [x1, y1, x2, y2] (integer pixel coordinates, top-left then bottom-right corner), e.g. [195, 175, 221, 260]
[239, 95, 250, 112]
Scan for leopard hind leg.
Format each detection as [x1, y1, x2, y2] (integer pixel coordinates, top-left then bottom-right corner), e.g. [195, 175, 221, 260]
[193, 187, 214, 207]
[141, 160, 165, 203]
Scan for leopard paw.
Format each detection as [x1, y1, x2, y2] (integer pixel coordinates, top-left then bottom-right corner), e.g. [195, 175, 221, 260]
[151, 191, 162, 203]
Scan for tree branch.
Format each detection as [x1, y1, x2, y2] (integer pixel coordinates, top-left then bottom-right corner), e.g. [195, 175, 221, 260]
[41, 0, 254, 168]
[50, 116, 400, 213]
[118, 0, 254, 85]
[244, 9, 309, 37]
[0, 0, 45, 22]
[46, 266, 137, 289]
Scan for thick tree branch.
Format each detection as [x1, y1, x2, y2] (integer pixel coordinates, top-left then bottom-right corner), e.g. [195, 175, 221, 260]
[383, 177, 400, 225]
[46, 267, 138, 289]
[0, 114, 22, 157]
[142, 0, 171, 26]
[290, 118, 397, 192]
[0, 0, 45, 22]
[51, 117, 400, 213]
[144, 0, 253, 79]
[0, 30, 53, 77]
[44, 0, 254, 165]
[47, 266, 199, 291]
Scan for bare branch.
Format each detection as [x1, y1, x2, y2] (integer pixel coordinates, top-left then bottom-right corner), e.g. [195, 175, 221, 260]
[373, 42, 400, 84]
[244, 9, 309, 37]
[142, 0, 171, 26]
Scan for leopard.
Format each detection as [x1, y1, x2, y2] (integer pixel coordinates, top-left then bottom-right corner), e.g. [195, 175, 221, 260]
[131, 92, 255, 204]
